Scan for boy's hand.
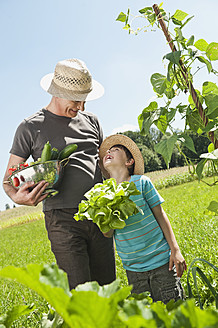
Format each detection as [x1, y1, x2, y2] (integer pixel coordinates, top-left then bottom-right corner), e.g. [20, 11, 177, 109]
[103, 229, 114, 238]
[169, 249, 187, 278]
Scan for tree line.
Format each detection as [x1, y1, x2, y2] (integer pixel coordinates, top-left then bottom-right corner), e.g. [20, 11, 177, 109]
[122, 129, 210, 172]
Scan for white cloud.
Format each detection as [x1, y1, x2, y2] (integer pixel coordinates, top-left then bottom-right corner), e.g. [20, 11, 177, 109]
[110, 124, 139, 135]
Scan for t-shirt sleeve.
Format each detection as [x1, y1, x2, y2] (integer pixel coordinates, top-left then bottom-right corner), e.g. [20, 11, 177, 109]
[10, 120, 33, 159]
[141, 176, 164, 208]
[98, 123, 103, 147]
[88, 112, 103, 147]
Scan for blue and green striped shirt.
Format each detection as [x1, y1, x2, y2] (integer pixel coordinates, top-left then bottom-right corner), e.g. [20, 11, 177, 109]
[114, 175, 170, 272]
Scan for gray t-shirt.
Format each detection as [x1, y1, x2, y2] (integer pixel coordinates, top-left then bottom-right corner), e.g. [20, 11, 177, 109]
[10, 108, 103, 211]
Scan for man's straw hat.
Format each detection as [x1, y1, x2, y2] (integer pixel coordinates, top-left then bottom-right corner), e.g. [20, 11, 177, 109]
[40, 58, 104, 101]
[99, 134, 144, 176]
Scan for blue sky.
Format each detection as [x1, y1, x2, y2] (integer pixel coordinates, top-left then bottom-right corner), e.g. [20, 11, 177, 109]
[1, 0, 218, 210]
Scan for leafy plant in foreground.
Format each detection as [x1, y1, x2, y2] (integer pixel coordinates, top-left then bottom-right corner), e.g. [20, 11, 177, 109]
[74, 178, 142, 232]
[187, 258, 218, 310]
[0, 263, 218, 327]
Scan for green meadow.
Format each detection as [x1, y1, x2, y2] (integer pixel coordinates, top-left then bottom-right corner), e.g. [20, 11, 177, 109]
[0, 172, 217, 326]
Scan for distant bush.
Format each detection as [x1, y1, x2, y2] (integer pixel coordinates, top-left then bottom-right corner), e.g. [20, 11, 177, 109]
[154, 166, 215, 190]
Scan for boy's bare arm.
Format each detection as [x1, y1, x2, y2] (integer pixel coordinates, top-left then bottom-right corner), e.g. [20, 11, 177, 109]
[151, 204, 187, 278]
[3, 154, 49, 206]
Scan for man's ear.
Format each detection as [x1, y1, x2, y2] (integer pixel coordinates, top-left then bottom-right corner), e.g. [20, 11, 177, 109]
[126, 158, 134, 168]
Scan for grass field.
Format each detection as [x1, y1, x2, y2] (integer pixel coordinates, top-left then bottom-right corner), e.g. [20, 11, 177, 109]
[0, 169, 217, 326]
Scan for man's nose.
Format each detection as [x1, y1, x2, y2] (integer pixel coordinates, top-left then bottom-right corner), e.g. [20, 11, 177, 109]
[77, 101, 85, 111]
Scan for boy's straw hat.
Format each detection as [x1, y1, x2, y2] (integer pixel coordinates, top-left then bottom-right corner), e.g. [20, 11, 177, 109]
[99, 134, 144, 176]
[40, 58, 104, 101]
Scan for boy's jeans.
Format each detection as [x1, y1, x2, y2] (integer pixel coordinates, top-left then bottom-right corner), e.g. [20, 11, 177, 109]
[126, 262, 184, 304]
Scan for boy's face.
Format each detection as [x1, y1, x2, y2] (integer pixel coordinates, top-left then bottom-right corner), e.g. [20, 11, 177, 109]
[103, 146, 131, 171]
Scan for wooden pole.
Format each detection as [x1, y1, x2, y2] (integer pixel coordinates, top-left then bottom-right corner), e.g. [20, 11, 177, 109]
[153, 4, 218, 149]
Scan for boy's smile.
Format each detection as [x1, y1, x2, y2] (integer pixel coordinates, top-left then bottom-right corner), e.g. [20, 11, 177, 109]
[104, 154, 113, 161]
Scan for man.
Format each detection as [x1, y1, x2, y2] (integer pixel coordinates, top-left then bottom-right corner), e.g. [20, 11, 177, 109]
[3, 58, 116, 289]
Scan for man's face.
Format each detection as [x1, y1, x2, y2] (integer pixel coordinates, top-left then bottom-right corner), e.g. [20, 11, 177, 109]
[55, 98, 86, 118]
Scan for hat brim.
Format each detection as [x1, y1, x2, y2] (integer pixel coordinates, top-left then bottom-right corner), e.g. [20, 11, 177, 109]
[40, 73, 104, 101]
[99, 134, 144, 178]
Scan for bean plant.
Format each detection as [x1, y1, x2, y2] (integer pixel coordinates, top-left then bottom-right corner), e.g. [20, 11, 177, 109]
[116, 4, 218, 191]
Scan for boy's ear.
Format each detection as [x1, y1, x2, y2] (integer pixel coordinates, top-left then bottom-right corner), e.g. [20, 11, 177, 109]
[126, 158, 134, 168]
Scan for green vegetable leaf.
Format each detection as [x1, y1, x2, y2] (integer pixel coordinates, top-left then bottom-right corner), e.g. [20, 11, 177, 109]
[74, 179, 142, 232]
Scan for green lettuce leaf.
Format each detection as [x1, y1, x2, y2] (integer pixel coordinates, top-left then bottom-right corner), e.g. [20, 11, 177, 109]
[74, 178, 142, 232]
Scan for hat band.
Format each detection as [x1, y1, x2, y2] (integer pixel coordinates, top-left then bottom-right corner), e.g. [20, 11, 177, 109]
[52, 80, 93, 94]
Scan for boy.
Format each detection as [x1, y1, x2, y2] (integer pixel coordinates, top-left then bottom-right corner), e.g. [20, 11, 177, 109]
[99, 134, 187, 304]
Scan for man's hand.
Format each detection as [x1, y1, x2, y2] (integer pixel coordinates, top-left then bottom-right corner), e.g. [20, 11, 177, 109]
[3, 154, 49, 206]
[12, 180, 49, 206]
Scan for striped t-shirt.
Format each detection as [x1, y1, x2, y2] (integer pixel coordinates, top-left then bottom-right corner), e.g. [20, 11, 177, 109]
[114, 175, 170, 272]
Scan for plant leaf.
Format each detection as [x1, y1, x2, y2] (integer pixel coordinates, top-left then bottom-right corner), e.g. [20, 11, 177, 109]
[196, 159, 207, 180]
[197, 56, 212, 73]
[150, 73, 167, 94]
[206, 42, 218, 61]
[154, 135, 177, 168]
[208, 143, 215, 153]
[0, 264, 74, 327]
[164, 51, 181, 65]
[154, 114, 168, 134]
[116, 12, 126, 22]
[138, 103, 159, 135]
[139, 6, 152, 14]
[172, 9, 188, 21]
[204, 93, 218, 115]
[187, 35, 194, 46]
[194, 39, 208, 51]
[202, 81, 218, 96]
[74, 178, 142, 233]
[178, 133, 197, 153]
[207, 201, 218, 215]
[1, 304, 35, 327]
